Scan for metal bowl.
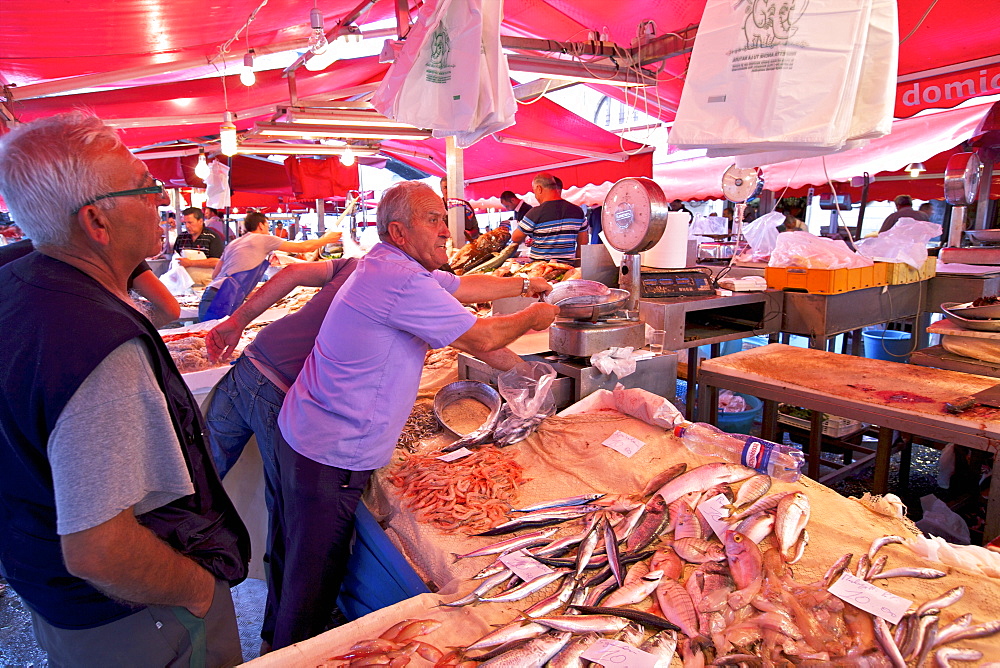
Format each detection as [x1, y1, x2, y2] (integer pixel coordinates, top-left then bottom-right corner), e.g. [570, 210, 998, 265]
[551, 288, 630, 321]
[433, 381, 502, 438]
[965, 229, 1000, 245]
[941, 302, 1000, 331]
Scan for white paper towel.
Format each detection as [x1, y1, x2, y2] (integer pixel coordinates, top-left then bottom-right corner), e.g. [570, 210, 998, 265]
[641, 212, 690, 268]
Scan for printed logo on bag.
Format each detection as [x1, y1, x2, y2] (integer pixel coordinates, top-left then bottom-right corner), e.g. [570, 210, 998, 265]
[426, 21, 454, 84]
[732, 0, 809, 73]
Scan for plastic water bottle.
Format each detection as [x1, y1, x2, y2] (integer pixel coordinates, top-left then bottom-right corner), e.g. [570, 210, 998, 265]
[673, 422, 805, 482]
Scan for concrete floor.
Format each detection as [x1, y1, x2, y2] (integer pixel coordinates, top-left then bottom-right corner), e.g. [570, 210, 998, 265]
[0, 577, 267, 666]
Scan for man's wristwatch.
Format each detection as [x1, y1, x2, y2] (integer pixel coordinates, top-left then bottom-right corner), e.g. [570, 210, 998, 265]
[520, 277, 531, 297]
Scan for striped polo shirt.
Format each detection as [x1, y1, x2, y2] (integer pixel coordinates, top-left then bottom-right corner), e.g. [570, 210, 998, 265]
[519, 199, 588, 260]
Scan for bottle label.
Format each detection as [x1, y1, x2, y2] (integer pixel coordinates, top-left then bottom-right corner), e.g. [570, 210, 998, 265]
[740, 436, 777, 473]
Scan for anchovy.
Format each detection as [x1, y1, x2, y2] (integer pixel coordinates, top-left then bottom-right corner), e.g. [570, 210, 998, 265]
[546, 632, 600, 668]
[480, 630, 572, 668]
[932, 619, 1000, 646]
[530, 614, 631, 634]
[870, 567, 947, 580]
[511, 494, 606, 512]
[934, 647, 983, 667]
[902, 613, 938, 662]
[821, 553, 853, 588]
[855, 553, 871, 579]
[641, 463, 688, 497]
[867, 534, 904, 562]
[916, 586, 964, 617]
[873, 616, 907, 668]
[640, 629, 678, 668]
[568, 605, 682, 632]
[604, 516, 624, 586]
[454, 527, 560, 561]
[479, 569, 570, 603]
[864, 554, 888, 580]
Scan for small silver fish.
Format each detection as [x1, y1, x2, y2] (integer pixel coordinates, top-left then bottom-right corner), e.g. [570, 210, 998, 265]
[546, 632, 600, 668]
[531, 614, 631, 634]
[454, 527, 559, 561]
[870, 567, 947, 580]
[867, 534, 904, 562]
[640, 630, 678, 668]
[523, 577, 577, 618]
[512, 494, 606, 513]
[440, 569, 513, 606]
[479, 569, 570, 603]
[934, 647, 983, 667]
[466, 620, 547, 650]
[480, 630, 571, 668]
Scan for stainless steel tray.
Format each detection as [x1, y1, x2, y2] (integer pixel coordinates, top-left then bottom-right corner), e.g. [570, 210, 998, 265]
[942, 299, 1000, 319]
[549, 288, 630, 321]
[966, 229, 1000, 245]
[941, 302, 1000, 332]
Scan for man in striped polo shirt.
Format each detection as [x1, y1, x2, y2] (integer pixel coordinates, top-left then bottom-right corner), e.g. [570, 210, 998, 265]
[512, 172, 588, 260]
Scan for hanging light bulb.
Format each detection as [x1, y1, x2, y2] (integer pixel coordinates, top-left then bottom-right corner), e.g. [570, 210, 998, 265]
[308, 7, 328, 55]
[905, 162, 926, 178]
[220, 112, 238, 157]
[240, 50, 256, 87]
[194, 148, 210, 180]
[340, 144, 355, 167]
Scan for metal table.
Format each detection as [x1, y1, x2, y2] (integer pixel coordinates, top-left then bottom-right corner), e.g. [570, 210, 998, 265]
[638, 290, 784, 417]
[917, 270, 1000, 347]
[696, 344, 1000, 544]
[778, 282, 925, 352]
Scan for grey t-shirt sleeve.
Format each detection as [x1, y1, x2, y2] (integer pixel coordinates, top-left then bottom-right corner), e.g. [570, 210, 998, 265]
[48, 338, 195, 535]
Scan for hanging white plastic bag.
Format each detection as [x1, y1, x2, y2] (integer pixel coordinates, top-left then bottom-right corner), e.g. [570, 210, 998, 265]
[670, 0, 892, 153]
[160, 257, 195, 296]
[205, 160, 231, 209]
[855, 219, 942, 269]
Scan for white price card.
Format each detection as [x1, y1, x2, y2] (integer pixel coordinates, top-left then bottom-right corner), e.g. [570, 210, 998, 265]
[828, 572, 911, 624]
[499, 549, 553, 581]
[697, 493, 732, 540]
[437, 447, 474, 462]
[602, 431, 646, 458]
[581, 638, 658, 668]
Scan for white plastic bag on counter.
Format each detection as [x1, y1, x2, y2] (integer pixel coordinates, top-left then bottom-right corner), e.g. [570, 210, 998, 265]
[739, 210, 783, 260]
[612, 383, 685, 430]
[769, 230, 873, 269]
[855, 219, 942, 269]
[591, 347, 640, 379]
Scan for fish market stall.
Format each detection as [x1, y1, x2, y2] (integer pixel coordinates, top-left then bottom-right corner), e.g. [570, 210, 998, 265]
[244, 387, 1000, 666]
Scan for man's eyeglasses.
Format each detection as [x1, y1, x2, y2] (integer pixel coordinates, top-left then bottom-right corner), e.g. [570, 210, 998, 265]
[74, 179, 166, 214]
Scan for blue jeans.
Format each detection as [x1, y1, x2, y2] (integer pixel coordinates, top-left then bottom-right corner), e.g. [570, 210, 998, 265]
[205, 355, 283, 516]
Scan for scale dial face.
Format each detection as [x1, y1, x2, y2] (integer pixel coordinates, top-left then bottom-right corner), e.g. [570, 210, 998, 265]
[943, 152, 982, 206]
[601, 177, 670, 254]
[721, 165, 763, 204]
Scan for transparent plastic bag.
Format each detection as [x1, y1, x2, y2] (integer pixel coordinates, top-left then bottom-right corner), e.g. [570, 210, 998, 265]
[740, 210, 784, 261]
[769, 230, 873, 269]
[855, 219, 942, 269]
[493, 361, 557, 446]
[590, 347, 638, 378]
[161, 257, 195, 296]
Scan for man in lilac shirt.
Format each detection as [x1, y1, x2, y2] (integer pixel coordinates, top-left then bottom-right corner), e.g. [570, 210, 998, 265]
[266, 181, 558, 648]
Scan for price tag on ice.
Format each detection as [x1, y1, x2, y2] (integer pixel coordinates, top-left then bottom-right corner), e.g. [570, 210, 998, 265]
[828, 572, 911, 624]
[581, 638, 658, 668]
[697, 493, 732, 540]
[499, 549, 553, 581]
[437, 447, 474, 462]
[602, 430, 646, 458]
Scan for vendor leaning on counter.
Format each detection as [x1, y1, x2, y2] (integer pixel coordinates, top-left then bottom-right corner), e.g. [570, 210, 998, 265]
[0, 112, 250, 667]
[174, 206, 224, 284]
[263, 180, 559, 650]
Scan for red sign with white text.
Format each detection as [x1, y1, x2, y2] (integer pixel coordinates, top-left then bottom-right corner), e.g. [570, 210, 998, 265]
[895, 65, 1000, 118]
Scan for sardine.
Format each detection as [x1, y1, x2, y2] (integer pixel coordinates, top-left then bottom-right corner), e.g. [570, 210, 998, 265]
[640, 629, 678, 668]
[479, 569, 570, 603]
[522, 577, 577, 618]
[932, 618, 1000, 646]
[603, 570, 664, 607]
[453, 528, 559, 561]
[934, 647, 983, 667]
[546, 632, 600, 668]
[641, 462, 688, 497]
[655, 462, 757, 505]
[511, 494, 605, 513]
[864, 553, 888, 580]
[466, 620, 546, 650]
[531, 614, 631, 634]
[821, 553, 853, 588]
[867, 534, 904, 561]
[873, 615, 908, 668]
[916, 586, 964, 617]
[439, 569, 513, 606]
[479, 630, 571, 668]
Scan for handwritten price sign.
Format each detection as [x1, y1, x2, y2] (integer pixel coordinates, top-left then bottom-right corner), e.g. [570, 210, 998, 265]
[697, 494, 732, 540]
[437, 447, 474, 462]
[828, 572, 911, 624]
[499, 550, 553, 581]
[581, 638, 658, 668]
[602, 431, 646, 458]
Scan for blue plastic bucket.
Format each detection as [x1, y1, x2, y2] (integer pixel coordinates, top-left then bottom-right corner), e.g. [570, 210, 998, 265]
[716, 393, 763, 434]
[863, 329, 911, 363]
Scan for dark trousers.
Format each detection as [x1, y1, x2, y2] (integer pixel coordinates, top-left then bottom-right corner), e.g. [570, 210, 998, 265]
[265, 430, 372, 649]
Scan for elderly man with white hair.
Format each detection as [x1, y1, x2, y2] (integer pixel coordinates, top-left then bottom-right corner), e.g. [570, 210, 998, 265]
[0, 112, 250, 667]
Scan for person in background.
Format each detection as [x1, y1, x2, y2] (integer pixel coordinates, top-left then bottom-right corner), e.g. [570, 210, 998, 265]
[0, 239, 180, 328]
[265, 181, 557, 649]
[174, 207, 224, 284]
[0, 111, 249, 667]
[511, 172, 588, 261]
[669, 199, 694, 224]
[919, 202, 933, 216]
[777, 204, 806, 232]
[198, 211, 342, 321]
[500, 190, 531, 225]
[440, 177, 480, 241]
[879, 194, 930, 233]
[273, 220, 289, 239]
[204, 206, 233, 242]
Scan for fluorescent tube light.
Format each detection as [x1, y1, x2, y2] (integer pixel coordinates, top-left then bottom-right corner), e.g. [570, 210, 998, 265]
[255, 122, 432, 140]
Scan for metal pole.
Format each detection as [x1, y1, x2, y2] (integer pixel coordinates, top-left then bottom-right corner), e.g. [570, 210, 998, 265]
[315, 198, 325, 237]
[445, 136, 465, 248]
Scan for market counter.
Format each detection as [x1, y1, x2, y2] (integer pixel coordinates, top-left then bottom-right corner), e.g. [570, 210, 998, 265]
[244, 391, 1000, 665]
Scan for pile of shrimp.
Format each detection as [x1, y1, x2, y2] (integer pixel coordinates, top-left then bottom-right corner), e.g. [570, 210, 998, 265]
[387, 447, 525, 535]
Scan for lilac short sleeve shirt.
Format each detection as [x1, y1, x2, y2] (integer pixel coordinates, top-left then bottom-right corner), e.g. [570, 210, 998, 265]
[277, 243, 476, 470]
